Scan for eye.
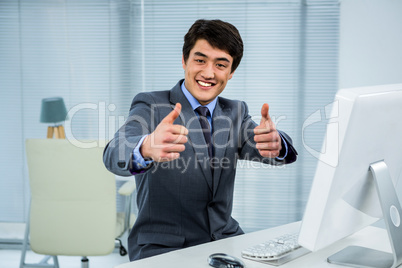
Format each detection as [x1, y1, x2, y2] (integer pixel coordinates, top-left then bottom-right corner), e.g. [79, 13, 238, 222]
[217, 63, 226, 68]
[195, 59, 205, 63]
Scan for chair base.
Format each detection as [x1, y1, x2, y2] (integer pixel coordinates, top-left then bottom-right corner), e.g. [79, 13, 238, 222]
[81, 257, 89, 268]
[19, 216, 60, 268]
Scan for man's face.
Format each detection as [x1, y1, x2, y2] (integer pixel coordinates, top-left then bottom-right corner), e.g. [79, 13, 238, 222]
[182, 39, 234, 106]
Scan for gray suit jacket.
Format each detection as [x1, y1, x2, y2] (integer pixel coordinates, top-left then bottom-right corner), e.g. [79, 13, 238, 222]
[103, 79, 297, 260]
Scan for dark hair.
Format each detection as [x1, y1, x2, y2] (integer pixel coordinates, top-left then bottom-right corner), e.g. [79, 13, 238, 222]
[183, 19, 243, 73]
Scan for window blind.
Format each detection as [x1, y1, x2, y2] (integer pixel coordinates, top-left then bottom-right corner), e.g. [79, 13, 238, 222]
[0, 0, 132, 222]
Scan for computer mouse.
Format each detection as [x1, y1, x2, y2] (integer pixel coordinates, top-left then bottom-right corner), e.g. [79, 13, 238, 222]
[208, 253, 245, 268]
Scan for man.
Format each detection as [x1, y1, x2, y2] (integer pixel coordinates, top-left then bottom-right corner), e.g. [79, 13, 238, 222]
[103, 19, 297, 261]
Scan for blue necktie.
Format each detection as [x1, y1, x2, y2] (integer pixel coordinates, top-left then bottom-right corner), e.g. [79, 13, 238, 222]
[195, 106, 213, 159]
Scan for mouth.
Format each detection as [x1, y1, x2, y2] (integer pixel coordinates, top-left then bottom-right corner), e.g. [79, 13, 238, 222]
[197, 80, 215, 88]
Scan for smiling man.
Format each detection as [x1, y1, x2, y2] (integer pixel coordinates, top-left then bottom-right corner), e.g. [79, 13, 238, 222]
[182, 39, 233, 106]
[103, 19, 298, 261]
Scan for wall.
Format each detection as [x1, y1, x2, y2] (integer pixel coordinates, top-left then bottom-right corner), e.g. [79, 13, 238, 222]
[338, 0, 402, 88]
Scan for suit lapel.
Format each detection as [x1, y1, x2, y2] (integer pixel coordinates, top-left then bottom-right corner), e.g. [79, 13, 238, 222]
[170, 81, 213, 191]
[211, 100, 232, 196]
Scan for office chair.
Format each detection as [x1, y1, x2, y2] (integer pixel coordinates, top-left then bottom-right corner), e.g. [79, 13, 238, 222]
[20, 139, 136, 268]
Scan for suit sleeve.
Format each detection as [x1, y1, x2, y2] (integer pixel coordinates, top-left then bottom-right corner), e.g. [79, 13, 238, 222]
[103, 93, 157, 176]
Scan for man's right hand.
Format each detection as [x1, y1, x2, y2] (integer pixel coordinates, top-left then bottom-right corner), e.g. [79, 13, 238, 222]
[140, 103, 188, 162]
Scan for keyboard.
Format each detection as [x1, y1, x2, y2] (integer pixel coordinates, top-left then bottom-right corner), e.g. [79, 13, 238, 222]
[241, 232, 310, 266]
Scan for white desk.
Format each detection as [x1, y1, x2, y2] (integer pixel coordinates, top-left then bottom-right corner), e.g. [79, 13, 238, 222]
[114, 222, 391, 268]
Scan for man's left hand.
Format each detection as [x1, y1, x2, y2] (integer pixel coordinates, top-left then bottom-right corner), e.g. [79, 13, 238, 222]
[253, 103, 282, 158]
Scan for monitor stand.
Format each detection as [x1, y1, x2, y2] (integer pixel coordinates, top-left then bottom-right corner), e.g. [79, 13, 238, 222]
[327, 161, 402, 268]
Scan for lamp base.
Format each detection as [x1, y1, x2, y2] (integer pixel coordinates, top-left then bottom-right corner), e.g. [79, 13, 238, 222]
[47, 125, 65, 139]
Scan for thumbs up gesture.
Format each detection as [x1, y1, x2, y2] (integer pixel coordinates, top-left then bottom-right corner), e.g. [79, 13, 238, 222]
[254, 103, 282, 158]
[141, 103, 189, 162]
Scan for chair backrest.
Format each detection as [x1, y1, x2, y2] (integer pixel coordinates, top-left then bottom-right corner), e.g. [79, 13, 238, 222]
[25, 139, 116, 256]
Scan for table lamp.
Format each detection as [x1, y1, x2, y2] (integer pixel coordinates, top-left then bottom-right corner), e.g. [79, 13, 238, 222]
[40, 97, 68, 139]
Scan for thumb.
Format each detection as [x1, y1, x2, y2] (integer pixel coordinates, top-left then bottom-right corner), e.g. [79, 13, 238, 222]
[162, 103, 182, 124]
[259, 103, 271, 125]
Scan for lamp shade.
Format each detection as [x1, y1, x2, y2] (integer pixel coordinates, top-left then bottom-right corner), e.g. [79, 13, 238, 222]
[40, 97, 68, 123]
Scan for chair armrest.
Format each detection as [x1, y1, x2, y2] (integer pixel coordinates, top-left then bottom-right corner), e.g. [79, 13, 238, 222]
[118, 180, 136, 196]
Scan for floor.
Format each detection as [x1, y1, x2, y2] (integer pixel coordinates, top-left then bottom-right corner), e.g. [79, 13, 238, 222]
[0, 222, 131, 268]
[0, 249, 130, 268]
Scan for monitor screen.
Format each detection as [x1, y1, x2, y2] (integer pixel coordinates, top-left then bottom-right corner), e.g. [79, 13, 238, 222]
[298, 83, 402, 252]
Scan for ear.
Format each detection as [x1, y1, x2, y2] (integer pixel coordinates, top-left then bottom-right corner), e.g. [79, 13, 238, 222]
[182, 55, 186, 70]
[228, 71, 235, 80]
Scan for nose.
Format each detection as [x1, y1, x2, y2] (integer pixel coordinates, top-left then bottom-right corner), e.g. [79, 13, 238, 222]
[201, 63, 214, 80]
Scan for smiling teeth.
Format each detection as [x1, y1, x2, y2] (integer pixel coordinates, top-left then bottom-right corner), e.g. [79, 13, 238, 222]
[198, 81, 212, 87]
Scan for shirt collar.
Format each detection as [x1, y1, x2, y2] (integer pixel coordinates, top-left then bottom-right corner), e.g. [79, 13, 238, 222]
[181, 80, 217, 117]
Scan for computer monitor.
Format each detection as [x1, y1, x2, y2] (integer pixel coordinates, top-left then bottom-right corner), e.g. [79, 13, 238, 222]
[298, 83, 402, 268]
